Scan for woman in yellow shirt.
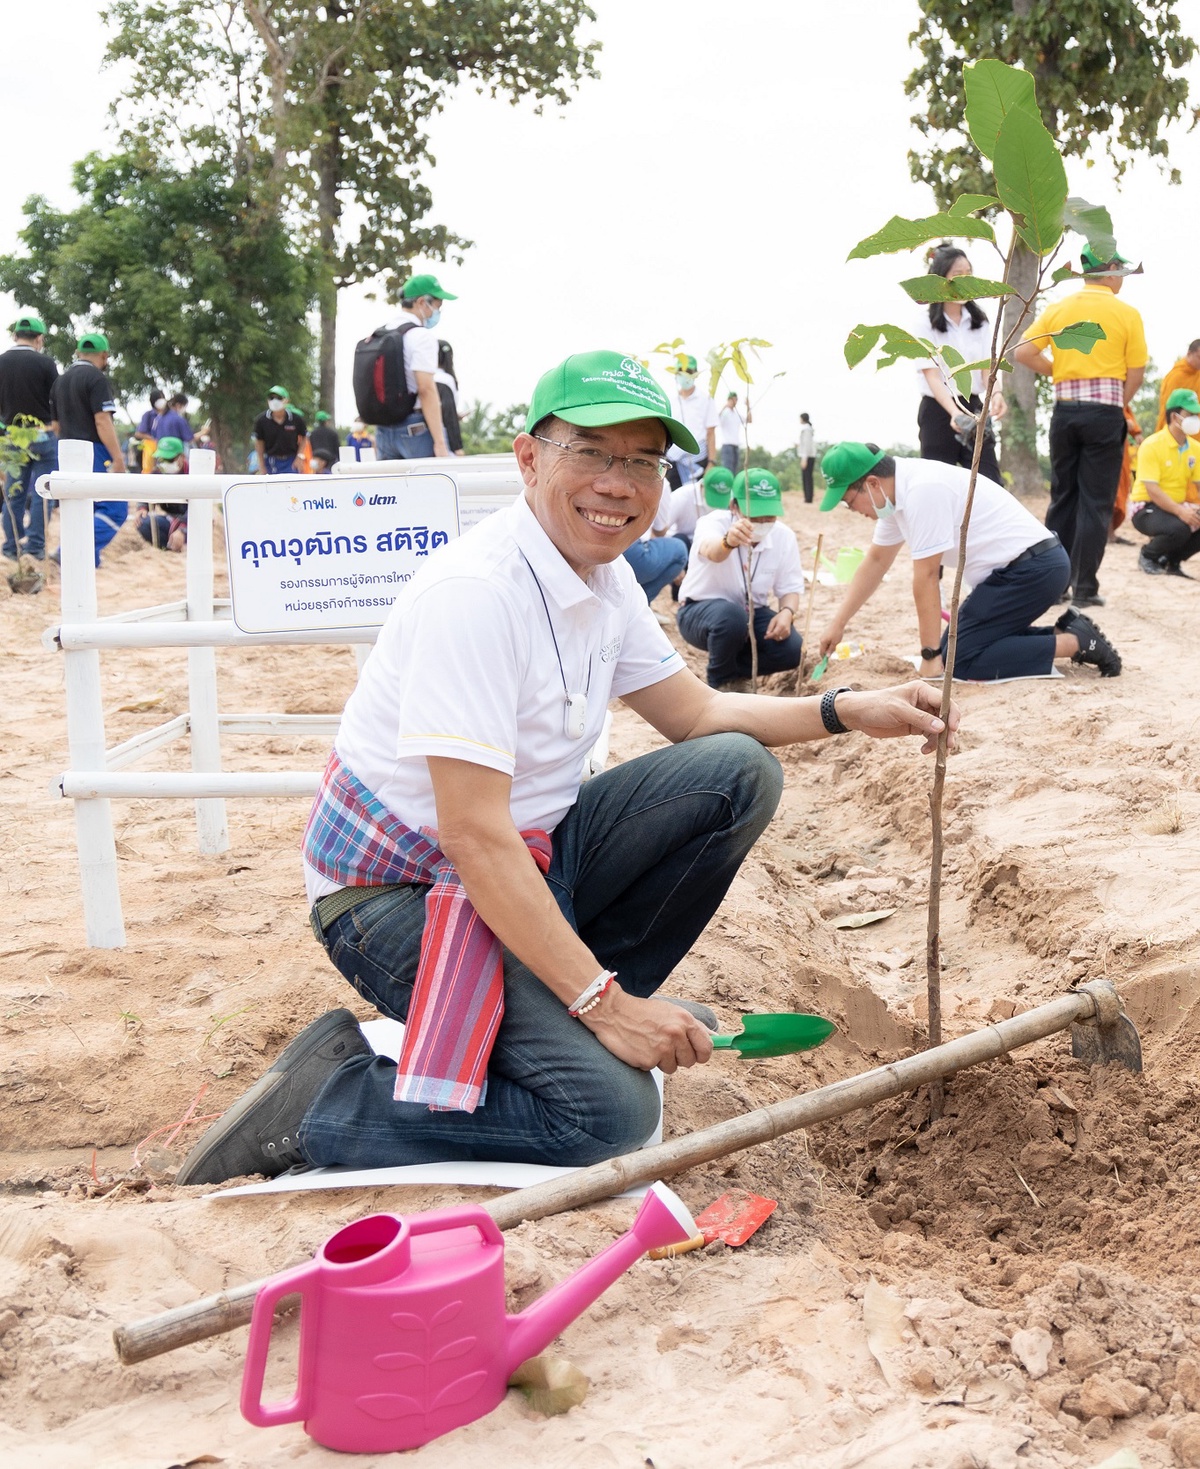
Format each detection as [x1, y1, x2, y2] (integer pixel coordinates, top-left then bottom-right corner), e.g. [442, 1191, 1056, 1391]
[1131, 388, 1200, 576]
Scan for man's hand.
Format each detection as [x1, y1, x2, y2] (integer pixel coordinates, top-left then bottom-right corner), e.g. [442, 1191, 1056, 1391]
[765, 609, 795, 641]
[581, 985, 714, 1074]
[724, 517, 755, 548]
[1179, 504, 1200, 531]
[819, 620, 846, 658]
[836, 681, 959, 755]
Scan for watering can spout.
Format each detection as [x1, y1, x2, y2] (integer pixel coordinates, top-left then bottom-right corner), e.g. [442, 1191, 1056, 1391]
[503, 1181, 697, 1374]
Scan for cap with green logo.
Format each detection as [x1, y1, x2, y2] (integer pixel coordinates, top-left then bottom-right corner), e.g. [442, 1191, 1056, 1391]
[268, 385, 289, 401]
[314, 410, 331, 422]
[401, 273, 457, 301]
[154, 436, 185, 460]
[733, 468, 783, 518]
[1080, 245, 1142, 277]
[703, 465, 735, 509]
[77, 332, 109, 354]
[1166, 389, 1200, 415]
[525, 350, 700, 453]
[11, 314, 46, 335]
[819, 442, 886, 510]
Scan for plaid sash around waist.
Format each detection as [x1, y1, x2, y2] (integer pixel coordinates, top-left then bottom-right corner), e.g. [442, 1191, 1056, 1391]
[302, 749, 551, 1112]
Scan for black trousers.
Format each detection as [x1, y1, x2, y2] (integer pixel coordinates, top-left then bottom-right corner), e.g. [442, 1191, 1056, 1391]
[918, 394, 1001, 484]
[1045, 401, 1126, 598]
[801, 460, 815, 503]
[1131, 503, 1200, 565]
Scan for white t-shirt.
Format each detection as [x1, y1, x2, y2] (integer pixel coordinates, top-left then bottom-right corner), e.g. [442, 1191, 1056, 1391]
[679, 511, 804, 608]
[870, 459, 1047, 588]
[718, 404, 745, 446]
[797, 423, 815, 459]
[382, 309, 439, 393]
[304, 496, 685, 903]
[913, 305, 994, 399]
[668, 481, 707, 539]
[667, 388, 719, 461]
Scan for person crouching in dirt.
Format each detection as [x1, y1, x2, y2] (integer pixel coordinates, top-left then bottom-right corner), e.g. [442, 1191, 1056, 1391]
[677, 468, 804, 690]
[134, 437, 189, 553]
[817, 442, 1122, 681]
[176, 352, 960, 1187]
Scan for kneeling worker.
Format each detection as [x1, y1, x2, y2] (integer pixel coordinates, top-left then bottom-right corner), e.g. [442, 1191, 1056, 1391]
[177, 354, 956, 1186]
[817, 443, 1121, 680]
[677, 468, 804, 689]
[1130, 389, 1200, 577]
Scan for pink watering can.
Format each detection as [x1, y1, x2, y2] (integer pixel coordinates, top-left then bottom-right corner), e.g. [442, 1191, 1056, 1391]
[240, 1180, 697, 1453]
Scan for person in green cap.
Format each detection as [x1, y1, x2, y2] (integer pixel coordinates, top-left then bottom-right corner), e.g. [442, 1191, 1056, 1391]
[49, 332, 130, 567]
[1129, 388, 1200, 575]
[309, 410, 341, 473]
[254, 386, 308, 474]
[358, 272, 457, 461]
[817, 441, 1121, 680]
[666, 352, 718, 486]
[135, 437, 189, 552]
[1014, 244, 1147, 609]
[677, 468, 804, 688]
[177, 348, 958, 1188]
[0, 312, 59, 562]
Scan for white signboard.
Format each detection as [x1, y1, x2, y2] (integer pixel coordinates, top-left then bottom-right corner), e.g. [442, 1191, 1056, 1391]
[223, 473, 460, 633]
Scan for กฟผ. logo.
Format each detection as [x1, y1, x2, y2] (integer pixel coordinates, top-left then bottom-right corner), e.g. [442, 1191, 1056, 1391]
[288, 496, 300, 512]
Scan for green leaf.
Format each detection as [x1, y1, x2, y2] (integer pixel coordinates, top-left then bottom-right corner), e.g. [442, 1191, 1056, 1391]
[844, 325, 883, 368]
[844, 324, 935, 371]
[963, 59, 1039, 161]
[939, 344, 965, 369]
[731, 345, 751, 384]
[900, 274, 1016, 303]
[1049, 321, 1107, 354]
[1062, 196, 1117, 260]
[848, 212, 994, 261]
[652, 339, 684, 353]
[948, 193, 1000, 217]
[956, 357, 1014, 376]
[993, 106, 1067, 255]
[1051, 265, 1078, 284]
[953, 368, 973, 397]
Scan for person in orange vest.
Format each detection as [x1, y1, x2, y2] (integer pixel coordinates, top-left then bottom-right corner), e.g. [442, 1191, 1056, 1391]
[1156, 341, 1200, 430]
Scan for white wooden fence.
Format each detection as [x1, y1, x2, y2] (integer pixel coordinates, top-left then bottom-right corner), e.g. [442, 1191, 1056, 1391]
[43, 441, 522, 947]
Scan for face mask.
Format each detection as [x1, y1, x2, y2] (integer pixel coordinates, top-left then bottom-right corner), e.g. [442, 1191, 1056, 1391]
[424, 307, 441, 329]
[152, 399, 166, 411]
[748, 522, 772, 544]
[267, 398, 285, 412]
[677, 373, 696, 390]
[159, 459, 182, 475]
[1182, 416, 1200, 436]
[866, 482, 896, 520]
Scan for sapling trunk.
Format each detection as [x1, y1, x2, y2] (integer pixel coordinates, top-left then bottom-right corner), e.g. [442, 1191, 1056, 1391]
[744, 386, 759, 691]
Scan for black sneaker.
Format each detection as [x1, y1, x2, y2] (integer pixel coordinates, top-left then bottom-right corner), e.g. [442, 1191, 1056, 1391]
[1057, 608, 1121, 677]
[1139, 550, 1167, 576]
[175, 1009, 371, 1185]
[1166, 562, 1194, 579]
[1071, 593, 1106, 609]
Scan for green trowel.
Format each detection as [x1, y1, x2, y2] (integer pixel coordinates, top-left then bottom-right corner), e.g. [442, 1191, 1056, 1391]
[711, 1012, 836, 1058]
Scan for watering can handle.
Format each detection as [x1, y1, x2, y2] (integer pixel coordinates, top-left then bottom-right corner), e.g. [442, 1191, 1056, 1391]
[405, 1203, 505, 1248]
[240, 1260, 317, 1428]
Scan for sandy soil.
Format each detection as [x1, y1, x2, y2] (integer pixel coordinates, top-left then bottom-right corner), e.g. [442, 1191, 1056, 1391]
[2, 490, 1199, 1468]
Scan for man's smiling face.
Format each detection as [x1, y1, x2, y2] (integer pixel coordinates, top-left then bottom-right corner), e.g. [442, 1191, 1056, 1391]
[514, 416, 670, 578]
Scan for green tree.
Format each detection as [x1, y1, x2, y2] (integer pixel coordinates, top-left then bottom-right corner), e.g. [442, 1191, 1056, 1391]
[458, 400, 529, 456]
[905, 1, 1194, 493]
[104, 1, 599, 412]
[0, 149, 318, 469]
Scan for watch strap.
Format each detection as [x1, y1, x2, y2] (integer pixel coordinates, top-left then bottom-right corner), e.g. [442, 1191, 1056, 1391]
[920, 645, 942, 661]
[820, 686, 851, 735]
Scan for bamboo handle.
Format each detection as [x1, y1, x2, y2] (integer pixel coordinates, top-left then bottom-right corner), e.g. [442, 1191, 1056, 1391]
[800, 533, 823, 673]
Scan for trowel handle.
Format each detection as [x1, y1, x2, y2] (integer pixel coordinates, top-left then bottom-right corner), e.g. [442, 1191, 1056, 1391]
[240, 1261, 317, 1428]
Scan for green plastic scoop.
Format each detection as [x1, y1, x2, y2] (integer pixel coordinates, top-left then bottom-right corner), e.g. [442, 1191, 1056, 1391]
[711, 1012, 836, 1058]
[809, 654, 830, 682]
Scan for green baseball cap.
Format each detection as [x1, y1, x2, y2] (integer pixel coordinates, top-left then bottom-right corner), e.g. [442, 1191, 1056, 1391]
[1166, 389, 1200, 415]
[77, 332, 109, 353]
[268, 385, 289, 400]
[668, 353, 698, 375]
[314, 410, 331, 422]
[1080, 245, 1142, 277]
[402, 272, 457, 301]
[10, 314, 46, 335]
[703, 465, 735, 508]
[525, 350, 699, 453]
[154, 436, 185, 459]
[819, 442, 886, 510]
[733, 468, 784, 518]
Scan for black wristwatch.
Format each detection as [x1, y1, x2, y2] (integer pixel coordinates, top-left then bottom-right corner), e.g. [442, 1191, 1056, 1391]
[820, 686, 852, 735]
[920, 646, 942, 661]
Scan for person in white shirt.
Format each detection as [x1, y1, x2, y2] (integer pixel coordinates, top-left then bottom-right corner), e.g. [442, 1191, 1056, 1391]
[914, 243, 1007, 483]
[176, 358, 957, 1187]
[798, 412, 816, 503]
[718, 390, 749, 472]
[817, 442, 1121, 681]
[623, 476, 688, 603]
[667, 353, 719, 485]
[374, 273, 456, 461]
[677, 469, 804, 688]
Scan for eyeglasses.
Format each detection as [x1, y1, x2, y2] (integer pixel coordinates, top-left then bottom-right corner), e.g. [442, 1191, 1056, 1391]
[533, 434, 670, 488]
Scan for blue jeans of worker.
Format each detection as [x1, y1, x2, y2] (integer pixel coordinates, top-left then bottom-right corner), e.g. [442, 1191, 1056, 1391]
[623, 535, 688, 602]
[1, 433, 56, 558]
[678, 598, 803, 687]
[264, 454, 297, 474]
[376, 412, 434, 460]
[940, 543, 1069, 680]
[298, 733, 784, 1169]
[720, 443, 740, 473]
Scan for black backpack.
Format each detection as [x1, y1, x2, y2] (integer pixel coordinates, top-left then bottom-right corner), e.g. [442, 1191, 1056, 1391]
[352, 320, 420, 426]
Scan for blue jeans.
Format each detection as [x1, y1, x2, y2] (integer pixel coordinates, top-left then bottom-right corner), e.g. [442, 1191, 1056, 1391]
[623, 536, 688, 602]
[376, 412, 434, 460]
[678, 599, 803, 687]
[1, 433, 57, 558]
[265, 454, 298, 474]
[720, 444, 740, 473]
[299, 733, 784, 1169]
[942, 542, 1068, 680]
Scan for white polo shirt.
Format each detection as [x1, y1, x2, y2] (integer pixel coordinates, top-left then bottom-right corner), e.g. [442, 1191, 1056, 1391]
[679, 511, 804, 609]
[381, 308, 439, 393]
[667, 388, 719, 461]
[718, 404, 745, 446]
[913, 306, 993, 399]
[304, 495, 686, 903]
[668, 481, 707, 538]
[870, 459, 1047, 587]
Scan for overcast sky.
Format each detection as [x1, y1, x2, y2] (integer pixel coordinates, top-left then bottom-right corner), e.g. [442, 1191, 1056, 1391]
[4, 0, 1200, 450]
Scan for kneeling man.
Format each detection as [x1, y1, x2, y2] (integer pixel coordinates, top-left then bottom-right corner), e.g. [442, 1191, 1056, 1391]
[817, 443, 1121, 681]
[179, 357, 955, 1186]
